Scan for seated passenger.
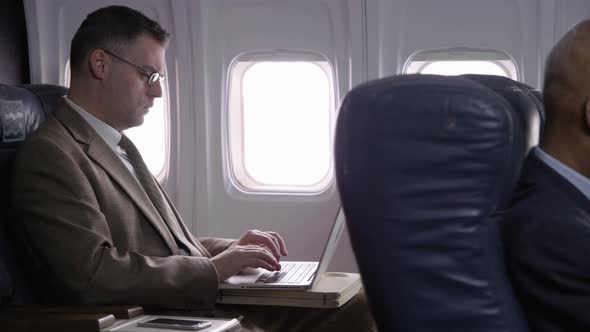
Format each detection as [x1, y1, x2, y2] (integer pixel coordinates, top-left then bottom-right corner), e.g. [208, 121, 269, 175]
[502, 18, 590, 331]
[10, 5, 374, 332]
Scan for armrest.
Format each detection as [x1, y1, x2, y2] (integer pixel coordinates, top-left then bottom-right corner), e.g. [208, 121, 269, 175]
[0, 313, 116, 332]
[0, 304, 143, 319]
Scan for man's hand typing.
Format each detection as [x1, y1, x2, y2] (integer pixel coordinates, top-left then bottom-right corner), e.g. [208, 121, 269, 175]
[211, 244, 280, 281]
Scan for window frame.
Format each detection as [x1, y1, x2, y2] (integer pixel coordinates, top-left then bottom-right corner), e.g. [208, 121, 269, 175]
[402, 47, 520, 80]
[225, 50, 337, 195]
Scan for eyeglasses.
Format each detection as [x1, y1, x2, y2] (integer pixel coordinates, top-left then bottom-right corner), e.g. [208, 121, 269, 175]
[103, 49, 164, 86]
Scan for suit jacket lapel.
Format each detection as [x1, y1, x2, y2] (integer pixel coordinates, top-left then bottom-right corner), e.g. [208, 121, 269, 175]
[156, 181, 211, 257]
[54, 100, 180, 255]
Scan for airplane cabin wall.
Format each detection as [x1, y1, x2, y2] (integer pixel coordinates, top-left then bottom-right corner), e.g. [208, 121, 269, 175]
[188, 0, 358, 270]
[23, 0, 590, 273]
[367, 0, 590, 88]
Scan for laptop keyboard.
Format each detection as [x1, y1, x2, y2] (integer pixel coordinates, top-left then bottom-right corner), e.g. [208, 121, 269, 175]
[255, 262, 315, 284]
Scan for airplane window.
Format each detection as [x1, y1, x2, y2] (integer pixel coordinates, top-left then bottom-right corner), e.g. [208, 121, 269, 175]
[65, 60, 169, 179]
[125, 96, 168, 178]
[404, 48, 519, 80]
[228, 59, 335, 193]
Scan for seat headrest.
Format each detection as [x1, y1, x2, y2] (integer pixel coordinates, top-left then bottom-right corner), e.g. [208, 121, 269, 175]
[0, 84, 67, 197]
[0, 84, 67, 304]
[461, 74, 544, 151]
[336, 74, 540, 331]
[0, 85, 66, 145]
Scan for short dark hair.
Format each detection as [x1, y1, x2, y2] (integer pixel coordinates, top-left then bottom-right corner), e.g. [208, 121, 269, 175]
[70, 5, 170, 74]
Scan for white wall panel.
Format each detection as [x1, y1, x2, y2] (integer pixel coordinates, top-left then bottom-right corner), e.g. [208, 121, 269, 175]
[557, 0, 590, 38]
[367, 0, 590, 88]
[189, 0, 363, 271]
[368, 0, 540, 86]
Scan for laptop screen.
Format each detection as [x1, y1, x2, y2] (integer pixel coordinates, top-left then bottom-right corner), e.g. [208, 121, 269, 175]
[311, 206, 346, 288]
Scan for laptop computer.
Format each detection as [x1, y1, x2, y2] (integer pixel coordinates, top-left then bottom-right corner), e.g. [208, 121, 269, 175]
[218, 206, 346, 290]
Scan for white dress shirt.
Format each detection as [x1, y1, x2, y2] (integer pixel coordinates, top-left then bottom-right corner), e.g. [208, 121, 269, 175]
[63, 96, 138, 179]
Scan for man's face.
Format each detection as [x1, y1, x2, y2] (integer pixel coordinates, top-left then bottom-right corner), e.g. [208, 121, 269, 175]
[103, 34, 166, 132]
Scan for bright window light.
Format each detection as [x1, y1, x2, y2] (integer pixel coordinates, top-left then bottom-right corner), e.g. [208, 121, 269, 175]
[124, 94, 168, 177]
[228, 59, 334, 192]
[419, 60, 509, 76]
[65, 60, 168, 178]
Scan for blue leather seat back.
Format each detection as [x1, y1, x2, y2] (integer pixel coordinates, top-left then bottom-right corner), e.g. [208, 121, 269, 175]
[0, 84, 67, 304]
[461, 74, 544, 155]
[335, 74, 542, 332]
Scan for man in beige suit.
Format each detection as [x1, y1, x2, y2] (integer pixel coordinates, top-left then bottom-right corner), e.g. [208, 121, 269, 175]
[11, 5, 375, 332]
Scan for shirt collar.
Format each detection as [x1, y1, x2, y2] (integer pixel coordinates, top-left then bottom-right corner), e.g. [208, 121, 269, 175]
[63, 96, 122, 151]
[534, 146, 590, 201]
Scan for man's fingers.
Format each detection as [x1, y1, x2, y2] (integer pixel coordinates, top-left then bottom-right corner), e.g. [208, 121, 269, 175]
[259, 231, 282, 258]
[237, 229, 289, 260]
[243, 230, 282, 259]
[212, 243, 286, 281]
[253, 230, 287, 258]
[267, 231, 288, 256]
[246, 257, 277, 271]
[240, 245, 281, 270]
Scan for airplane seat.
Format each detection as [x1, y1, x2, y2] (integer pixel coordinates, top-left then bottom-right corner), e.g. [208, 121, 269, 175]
[461, 74, 545, 143]
[0, 84, 67, 305]
[335, 74, 543, 331]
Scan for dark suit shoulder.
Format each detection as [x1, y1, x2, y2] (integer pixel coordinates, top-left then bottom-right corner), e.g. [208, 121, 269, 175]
[503, 153, 590, 256]
[510, 154, 590, 219]
[502, 153, 590, 331]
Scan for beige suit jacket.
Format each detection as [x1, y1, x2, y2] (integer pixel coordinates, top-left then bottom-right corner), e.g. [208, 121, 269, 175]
[11, 100, 234, 309]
